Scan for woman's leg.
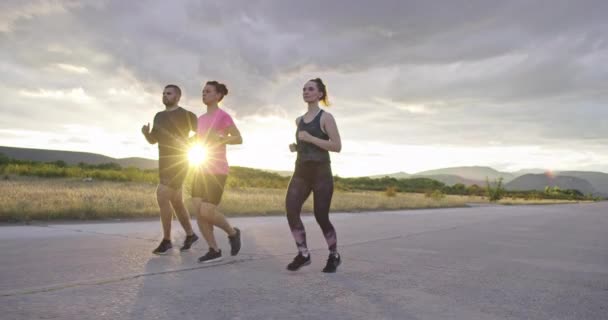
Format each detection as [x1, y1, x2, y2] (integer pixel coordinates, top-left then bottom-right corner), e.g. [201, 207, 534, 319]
[285, 174, 313, 256]
[311, 164, 337, 254]
[197, 201, 219, 250]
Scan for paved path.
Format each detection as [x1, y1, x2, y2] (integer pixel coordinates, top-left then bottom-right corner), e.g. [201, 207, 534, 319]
[1, 203, 607, 319]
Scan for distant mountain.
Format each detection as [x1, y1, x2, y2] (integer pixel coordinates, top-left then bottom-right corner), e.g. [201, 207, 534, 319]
[505, 174, 596, 195]
[415, 174, 484, 187]
[4, 146, 608, 195]
[260, 169, 293, 177]
[415, 166, 515, 182]
[111, 157, 158, 170]
[349, 172, 483, 186]
[557, 171, 608, 196]
[0, 146, 158, 169]
[369, 170, 491, 186]
[369, 172, 411, 179]
[511, 168, 547, 177]
[368, 166, 608, 192]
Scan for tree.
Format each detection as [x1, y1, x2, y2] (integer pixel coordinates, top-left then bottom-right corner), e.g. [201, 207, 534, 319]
[53, 160, 67, 168]
[451, 183, 467, 195]
[486, 177, 505, 202]
[467, 184, 483, 196]
[0, 153, 9, 166]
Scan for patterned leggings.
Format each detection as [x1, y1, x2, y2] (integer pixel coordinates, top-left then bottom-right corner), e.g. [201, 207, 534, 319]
[285, 162, 337, 255]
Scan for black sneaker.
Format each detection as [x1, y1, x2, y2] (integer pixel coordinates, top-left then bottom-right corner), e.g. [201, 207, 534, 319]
[198, 248, 223, 263]
[286, 253, 311, 271]
[180, 233, 199, 251]
[228, 228, 241, 256]
[322, 253, 341, 273]
[152, 239, 172, 255]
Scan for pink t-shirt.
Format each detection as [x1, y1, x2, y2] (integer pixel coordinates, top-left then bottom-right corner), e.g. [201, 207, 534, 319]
[197, 108, 235, 175]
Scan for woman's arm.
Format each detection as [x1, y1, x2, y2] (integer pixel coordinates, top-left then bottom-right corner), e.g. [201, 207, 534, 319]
[289, 116, 302, 152]
[220, 124, 243, 145]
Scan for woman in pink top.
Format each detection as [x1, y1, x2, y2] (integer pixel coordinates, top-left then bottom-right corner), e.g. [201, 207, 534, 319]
[192, 81, 243, 263]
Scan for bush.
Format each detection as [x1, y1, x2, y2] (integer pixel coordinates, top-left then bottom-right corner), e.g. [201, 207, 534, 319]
[385, 186, 397, 197]
[425, 189, 445, 200]
[0, 153, 9, 166]
[467, 184, 484, 196]
[447, 183, 467, 195]
[52, 160, 68, 168]
[486, 177, 505, 202]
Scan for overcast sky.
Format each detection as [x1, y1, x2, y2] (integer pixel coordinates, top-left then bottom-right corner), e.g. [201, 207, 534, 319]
[1, 0, 607, 176]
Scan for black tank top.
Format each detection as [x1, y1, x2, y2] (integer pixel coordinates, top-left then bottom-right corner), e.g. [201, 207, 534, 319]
[296, 109, 330, 164]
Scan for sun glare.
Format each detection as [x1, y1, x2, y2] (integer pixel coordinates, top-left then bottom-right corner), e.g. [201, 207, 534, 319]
[188, 145, 207, 166]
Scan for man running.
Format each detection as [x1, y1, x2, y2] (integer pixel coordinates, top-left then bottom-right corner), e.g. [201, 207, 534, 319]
[141, 84, 199, 255]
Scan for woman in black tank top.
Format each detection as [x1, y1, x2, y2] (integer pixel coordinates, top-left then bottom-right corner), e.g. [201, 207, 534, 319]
[285, 78, 343, 273]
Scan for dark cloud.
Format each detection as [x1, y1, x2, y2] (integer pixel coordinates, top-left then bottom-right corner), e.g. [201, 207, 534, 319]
[0, 0, 606, 168]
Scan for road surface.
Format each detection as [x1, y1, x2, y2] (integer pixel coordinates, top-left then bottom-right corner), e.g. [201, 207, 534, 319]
[1, 202, 607, 319]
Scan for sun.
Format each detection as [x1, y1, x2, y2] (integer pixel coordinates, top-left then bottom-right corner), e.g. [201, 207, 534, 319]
[188, 145, 207, 166]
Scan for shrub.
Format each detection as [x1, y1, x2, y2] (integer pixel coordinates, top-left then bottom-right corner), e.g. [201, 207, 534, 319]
[385, 186, 397, 197]
[486, 177, 505, 202]
[430, 190, 445, 200]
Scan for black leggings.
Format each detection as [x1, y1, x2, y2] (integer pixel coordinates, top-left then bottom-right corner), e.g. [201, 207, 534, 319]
[285, 162, 337, 255]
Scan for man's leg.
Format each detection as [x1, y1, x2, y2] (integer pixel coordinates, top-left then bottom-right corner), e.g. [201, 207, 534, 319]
[169, 187, 194, 236]
[156, 184, 175, 241]
[152, 183, 176, 255]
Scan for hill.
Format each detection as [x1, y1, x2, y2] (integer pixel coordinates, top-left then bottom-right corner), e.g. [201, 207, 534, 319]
[0, 146, 157, 169]
[505, 174, 596, 195]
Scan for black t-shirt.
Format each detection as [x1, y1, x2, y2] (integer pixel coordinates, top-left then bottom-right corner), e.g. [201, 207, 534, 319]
[150, 107, 197, 185]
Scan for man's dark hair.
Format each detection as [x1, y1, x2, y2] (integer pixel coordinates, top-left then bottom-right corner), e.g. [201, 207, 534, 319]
[164, 84, 182, 96]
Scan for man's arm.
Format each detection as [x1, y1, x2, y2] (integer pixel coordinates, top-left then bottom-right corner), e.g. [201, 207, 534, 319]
[142, 114, 159, 144]
[142, 122, 158, 144]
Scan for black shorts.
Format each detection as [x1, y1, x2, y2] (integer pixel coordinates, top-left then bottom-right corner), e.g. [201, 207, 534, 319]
[191, 174, 227, 205]
[159, 170, 188, 190]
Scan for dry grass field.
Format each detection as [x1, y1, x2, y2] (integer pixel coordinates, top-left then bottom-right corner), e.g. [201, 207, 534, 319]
[0, 177, 585, 222]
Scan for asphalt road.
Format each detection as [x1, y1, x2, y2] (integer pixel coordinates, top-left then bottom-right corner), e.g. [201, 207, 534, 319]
[1, 202, 607, 319]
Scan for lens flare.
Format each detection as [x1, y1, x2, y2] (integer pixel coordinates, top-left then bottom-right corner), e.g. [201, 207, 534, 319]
[188, 145, 207, 166]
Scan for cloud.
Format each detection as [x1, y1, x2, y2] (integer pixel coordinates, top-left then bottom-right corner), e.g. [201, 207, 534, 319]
[373, 98, 437, 115]
[0, 0, 606, 174]
[53, 63, 90, 74]
[0, 0, 81, 33]
[19, 87, 93, 102]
